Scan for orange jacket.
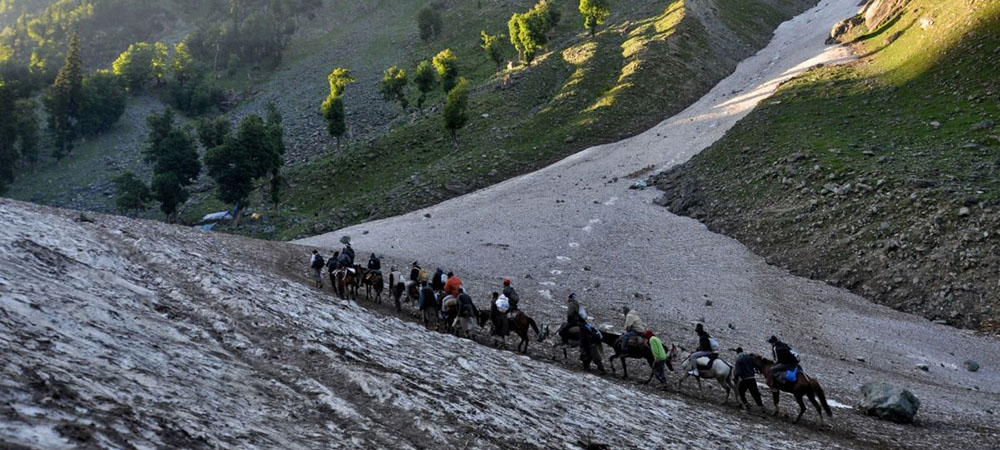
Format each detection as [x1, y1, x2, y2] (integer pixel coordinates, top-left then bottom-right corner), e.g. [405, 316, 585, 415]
[444, 275, 462, 297]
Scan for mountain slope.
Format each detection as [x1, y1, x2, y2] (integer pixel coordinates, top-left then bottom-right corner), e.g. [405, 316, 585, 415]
[0, 198, 866, 449]
[654, 0, 1000, 331]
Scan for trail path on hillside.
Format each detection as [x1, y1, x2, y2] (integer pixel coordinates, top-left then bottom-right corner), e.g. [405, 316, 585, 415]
[299, 0, 1000, 442]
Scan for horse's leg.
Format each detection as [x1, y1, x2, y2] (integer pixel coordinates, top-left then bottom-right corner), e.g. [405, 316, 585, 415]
[622, 357, 629, 380]
[695, 377, 703, 396]
[717, 375, 730, 405]
[806, 390, 824, 424]
[794, 394, 807, 424]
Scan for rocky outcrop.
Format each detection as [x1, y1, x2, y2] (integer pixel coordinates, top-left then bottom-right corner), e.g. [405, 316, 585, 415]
[859, 383, 921, 423]
[861, 0, 909, 30]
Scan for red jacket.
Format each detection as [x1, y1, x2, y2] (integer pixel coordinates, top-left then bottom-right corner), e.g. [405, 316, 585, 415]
[444, 276, 462, 297]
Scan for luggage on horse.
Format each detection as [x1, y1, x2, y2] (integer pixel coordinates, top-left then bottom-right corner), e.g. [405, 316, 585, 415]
[495, 295, 510, 313]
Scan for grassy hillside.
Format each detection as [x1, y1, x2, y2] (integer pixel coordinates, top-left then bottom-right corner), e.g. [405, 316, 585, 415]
[194, 0, 814, 239]
[5, 0, 817, 237]
[655, 0, 1000, 331]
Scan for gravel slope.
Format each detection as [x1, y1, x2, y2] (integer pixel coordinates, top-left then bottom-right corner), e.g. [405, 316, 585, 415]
[0, 198, 860, 449]
[298, 0, 1000, 445]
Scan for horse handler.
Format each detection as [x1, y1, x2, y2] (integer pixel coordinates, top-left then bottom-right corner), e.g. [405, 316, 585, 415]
[734, 347, 764, 411]
[645, 331, 670, 386]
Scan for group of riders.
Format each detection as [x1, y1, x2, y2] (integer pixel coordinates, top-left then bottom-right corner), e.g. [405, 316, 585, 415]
[308, 245, 810, 414]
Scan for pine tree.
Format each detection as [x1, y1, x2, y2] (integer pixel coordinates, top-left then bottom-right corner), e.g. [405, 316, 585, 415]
[481, 31, 504, 69]
[413, 60, 437, 109]
[442, 77, 469, 150]
[143, 109, 201, 222]
[432, 49, 459, 93]
[579, 0, 611, 37]
[112, 171, 153, 215]
[321, 68, 354, 149]
[45, 32, 83, 161]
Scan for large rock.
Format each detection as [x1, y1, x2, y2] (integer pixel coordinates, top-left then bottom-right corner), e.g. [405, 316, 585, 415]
[859, 382, 921, 423]
[862, 0, 909, 30]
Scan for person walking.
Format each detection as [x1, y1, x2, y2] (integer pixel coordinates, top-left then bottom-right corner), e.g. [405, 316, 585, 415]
[646, 330, 670, 386]
[734, 347, 764, 411]
[309, 250, 325, 288]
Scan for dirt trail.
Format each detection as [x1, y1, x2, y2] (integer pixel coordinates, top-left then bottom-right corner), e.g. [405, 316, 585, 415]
[298, 0, 1000, 444]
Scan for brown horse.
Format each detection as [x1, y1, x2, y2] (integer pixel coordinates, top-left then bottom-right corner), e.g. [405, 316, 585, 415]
[478, 310, 541, 353]
[601, 331, 677, 381]
[363, 271, 384, 303]
[334, 268, 359, 300]
[750, 354, 832, 424]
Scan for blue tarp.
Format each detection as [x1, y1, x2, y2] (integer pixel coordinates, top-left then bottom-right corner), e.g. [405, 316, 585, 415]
[202, 211, 233, 221]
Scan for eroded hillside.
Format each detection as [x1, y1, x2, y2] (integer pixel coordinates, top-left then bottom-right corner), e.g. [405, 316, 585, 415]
[654, 0, 1000, 330]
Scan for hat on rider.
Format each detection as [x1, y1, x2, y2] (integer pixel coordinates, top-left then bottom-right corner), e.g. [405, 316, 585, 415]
[568, 293, 576, 301]
[503, 278, 511, 286]
[622, 306, 630, 315]
[695, 323, 704, 332]
[768, 335, 778, 344]
[735, 346, 744, 354]
[643, 330, 654, 339]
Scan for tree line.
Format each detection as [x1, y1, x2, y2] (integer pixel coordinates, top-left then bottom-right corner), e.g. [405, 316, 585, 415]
[113, 104, 286, 225]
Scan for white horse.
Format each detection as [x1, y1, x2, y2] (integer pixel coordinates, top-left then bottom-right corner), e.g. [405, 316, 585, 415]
[678, 354, 736, 404]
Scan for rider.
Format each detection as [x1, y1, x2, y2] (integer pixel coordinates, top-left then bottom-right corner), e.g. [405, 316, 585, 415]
[409, 261, 421, 283]
[687, 323, 715, 377]
[326, 251, 340, 272]
[342, 243, 355, 265]
[367, 253, 381, 274]
[431, 268, 446, 292]
[502, 278, 520, 313]
[443, 271, 462, 297]
[768, 335, 800, 388]
[646, 330, 669, 385]
[734, 347, 764, 411]
[621, 307, 647, 353]
[337, 251, 353, 271]
[455, 287, 479, 337]
[558, 293, 585, 341]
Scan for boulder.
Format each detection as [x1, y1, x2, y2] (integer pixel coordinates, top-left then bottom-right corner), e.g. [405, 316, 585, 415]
[859, 382, 921, 423]
[963, 360, 980, 372]
[827, 15, 864, 44]
[862, 0, 908, 30]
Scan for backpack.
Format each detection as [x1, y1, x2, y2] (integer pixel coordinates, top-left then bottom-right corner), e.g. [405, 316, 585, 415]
[418, 268, 428, 283]
[495, 295, 510, 313]
[708, 337, 720, 352]
[311, 255, 324, 269]
[791, 350, 801, 363]
[578, 306, 588, 321]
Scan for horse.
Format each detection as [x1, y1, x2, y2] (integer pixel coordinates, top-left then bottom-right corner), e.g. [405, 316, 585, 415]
[479, 310, 541, 353]
[388, 271, 406, 311]
[363, 270, 384, 303]
[600, 331, 677, 381]
[677, 352, 736, 404]
[750, 354, 832, 424]
[334, 267, 359, 300]
[538, 323, 581, 361]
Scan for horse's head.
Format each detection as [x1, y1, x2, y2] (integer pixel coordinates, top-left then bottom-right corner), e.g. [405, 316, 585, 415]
[477, 310, 491, 327]
[537, 324, 551, 342]
[749, 353, 771, 373]
[667, 344, 680, 362]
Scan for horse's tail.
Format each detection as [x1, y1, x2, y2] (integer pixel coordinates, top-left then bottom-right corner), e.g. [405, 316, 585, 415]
[814, 380, 833, 416]
[527, 317, 539, 336]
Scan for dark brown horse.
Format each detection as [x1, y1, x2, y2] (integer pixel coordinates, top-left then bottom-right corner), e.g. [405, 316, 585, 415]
[363, 271, 384, 303]
[478, 310, 541, 353]
[600, 332, 677, 381]
[750, 354, 832, 424]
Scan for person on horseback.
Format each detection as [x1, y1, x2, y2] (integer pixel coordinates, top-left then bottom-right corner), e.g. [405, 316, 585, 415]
[490, 291, 510, 344]
[337, 251, 352, 272]
[310, 250, 325, 288]
[432, 268, 446, 292]
[645, 330, 669, 385]
[558, 293, 585, 342]
[443, 271, 462, 297]
[367, 253, 381, 274]
[621, 307, 647, 354]
[734, 347, 764, 411]
[768, 336, 800, 390]
[342, 243, 355, 265]
[687, 323, 716, 377]
[410, 261, 421, 283]
[455, 288, 479, 337]
[502, 278, 520, 313]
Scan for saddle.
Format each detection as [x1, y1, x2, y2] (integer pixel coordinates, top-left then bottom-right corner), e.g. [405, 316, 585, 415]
[695, 353, 719, 370]
[625, 335, 647, 349]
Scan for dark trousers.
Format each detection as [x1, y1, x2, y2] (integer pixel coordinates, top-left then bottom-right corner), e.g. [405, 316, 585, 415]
[652, 360, 667, 384]
[738, 378, 763, 407]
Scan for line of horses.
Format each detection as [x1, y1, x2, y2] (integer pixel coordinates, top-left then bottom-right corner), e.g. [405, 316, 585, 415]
[322, 263, 832, 424]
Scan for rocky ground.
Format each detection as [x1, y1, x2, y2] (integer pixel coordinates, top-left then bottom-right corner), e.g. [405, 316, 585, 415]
[298, 0, 999, 447]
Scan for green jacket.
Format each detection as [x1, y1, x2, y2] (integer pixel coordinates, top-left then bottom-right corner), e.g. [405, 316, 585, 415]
[649, 336, 667, 361]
